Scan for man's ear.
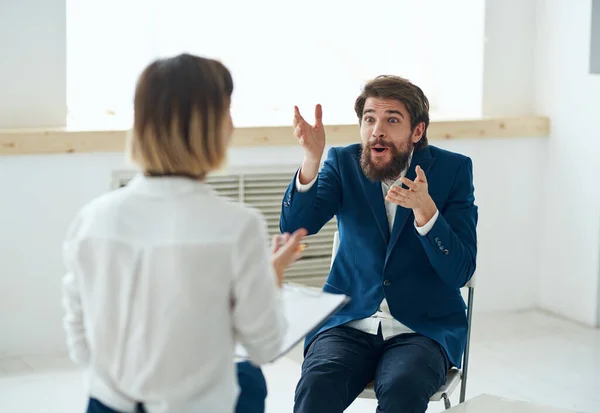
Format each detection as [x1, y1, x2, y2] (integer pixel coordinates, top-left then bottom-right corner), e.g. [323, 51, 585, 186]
[411, 122, 425, 143]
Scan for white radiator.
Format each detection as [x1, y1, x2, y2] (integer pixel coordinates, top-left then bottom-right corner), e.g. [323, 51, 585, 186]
[112, 168, 336, 287]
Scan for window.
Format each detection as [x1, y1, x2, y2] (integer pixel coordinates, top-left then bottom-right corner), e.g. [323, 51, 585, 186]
[67, 0, 485, 129]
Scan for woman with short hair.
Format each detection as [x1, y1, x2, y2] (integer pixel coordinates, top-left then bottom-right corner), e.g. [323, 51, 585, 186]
[61, 53, 305, 413]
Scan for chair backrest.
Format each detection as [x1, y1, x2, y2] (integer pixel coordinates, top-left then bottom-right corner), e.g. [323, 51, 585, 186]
[330, 231, 475, 289]
[330, 231, 340, 269]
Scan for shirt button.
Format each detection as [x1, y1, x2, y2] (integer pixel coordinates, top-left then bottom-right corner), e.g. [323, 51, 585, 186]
[383, 280, 392, 287]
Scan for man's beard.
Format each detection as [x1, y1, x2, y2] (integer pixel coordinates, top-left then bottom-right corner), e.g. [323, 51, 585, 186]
[360, 139, 413, 182]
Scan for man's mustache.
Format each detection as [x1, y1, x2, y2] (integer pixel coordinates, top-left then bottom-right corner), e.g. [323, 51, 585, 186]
[367, 139, 393, 148]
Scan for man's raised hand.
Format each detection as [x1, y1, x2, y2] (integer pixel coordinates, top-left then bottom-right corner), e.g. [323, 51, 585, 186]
[293, 104, 325, 165]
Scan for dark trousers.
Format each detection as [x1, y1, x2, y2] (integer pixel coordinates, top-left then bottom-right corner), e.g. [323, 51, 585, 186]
[294, 325, 450, 413]
[235, 361, 268, 413]
[86, 400, 145, 413]
[86, 361, 267, 413]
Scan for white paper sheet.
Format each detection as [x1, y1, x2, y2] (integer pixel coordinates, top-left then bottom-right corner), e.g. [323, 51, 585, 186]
[235, 284, 350, 362]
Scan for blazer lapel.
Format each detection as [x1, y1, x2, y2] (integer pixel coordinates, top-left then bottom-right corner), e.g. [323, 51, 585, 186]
[354, 154, 390, 243]
[386, 147, 435, 258]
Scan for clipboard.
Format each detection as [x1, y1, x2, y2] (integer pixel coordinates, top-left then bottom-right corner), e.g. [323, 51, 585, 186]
[235, 283, 350, 362]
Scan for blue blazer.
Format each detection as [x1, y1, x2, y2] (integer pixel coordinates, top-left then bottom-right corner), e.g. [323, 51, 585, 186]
[279, 144, 478, 368]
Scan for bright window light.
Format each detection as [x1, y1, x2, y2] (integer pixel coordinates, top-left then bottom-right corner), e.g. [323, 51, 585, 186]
[66, 0, 484, 129]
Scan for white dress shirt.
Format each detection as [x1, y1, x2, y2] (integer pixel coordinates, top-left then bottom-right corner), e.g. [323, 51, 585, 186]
[295, 158, 438, 340]
[61, 174, 286, 413]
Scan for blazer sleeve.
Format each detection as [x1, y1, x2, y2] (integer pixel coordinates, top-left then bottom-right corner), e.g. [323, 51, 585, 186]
[231, 209, 287, 365]
[279, 147, 343, 235]
[417, 156, 478, 288]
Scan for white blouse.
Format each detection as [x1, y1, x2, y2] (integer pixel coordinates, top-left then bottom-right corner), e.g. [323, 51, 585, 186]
[61, 174, 286, 413]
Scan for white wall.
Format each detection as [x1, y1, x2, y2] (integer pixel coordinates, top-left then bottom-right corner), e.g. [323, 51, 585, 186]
[533, 0, 600, 327]
[480, 0, 600, 327]
[0, 153, 125, 357]
[0, 0, 66, 128]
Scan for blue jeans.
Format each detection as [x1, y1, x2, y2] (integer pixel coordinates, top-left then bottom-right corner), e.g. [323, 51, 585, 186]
[86, 361, 267, 413]
[294, 325, 450, 413]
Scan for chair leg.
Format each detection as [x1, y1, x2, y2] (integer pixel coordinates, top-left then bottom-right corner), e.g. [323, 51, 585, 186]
[460, 287, 475, 404]
[442, 393, 451, 410]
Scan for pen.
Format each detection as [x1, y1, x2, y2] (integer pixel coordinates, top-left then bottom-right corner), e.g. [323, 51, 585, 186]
[276, 234, 308, 253]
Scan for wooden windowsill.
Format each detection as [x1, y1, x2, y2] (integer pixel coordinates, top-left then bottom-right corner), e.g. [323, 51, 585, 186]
[0, 116, 549, 156]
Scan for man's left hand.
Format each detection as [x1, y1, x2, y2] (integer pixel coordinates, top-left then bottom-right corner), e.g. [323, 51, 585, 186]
[385, 165, 438, 227]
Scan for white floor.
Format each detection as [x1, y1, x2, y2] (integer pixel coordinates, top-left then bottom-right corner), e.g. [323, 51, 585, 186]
[1, 310, 599, 413]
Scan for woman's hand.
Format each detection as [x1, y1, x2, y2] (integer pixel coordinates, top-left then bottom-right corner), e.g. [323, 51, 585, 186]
[271, 228, 308, 287]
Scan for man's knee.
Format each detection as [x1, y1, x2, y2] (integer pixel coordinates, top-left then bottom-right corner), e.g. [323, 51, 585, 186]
[294, 347, 360, 413]
[294, 327, 379, 413]
[294, 363, 347, 413]
[375, 372, 436, 413]
[296, 353, 342, 397]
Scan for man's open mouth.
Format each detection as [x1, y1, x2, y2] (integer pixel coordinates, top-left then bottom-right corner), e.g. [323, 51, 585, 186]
[371, 146, 388, 153]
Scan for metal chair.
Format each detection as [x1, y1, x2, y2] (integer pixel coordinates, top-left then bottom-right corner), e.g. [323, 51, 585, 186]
[330, 231, 475, 410]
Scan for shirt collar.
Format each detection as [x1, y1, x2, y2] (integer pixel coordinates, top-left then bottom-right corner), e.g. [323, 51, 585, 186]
[126, 173, 214, 196]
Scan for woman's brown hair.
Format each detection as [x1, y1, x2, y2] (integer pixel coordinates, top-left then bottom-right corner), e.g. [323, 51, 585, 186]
[128, 53, 234, 179]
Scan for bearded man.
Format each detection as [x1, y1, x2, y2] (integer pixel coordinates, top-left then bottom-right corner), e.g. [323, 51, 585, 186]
[279, 75, 479, 413]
